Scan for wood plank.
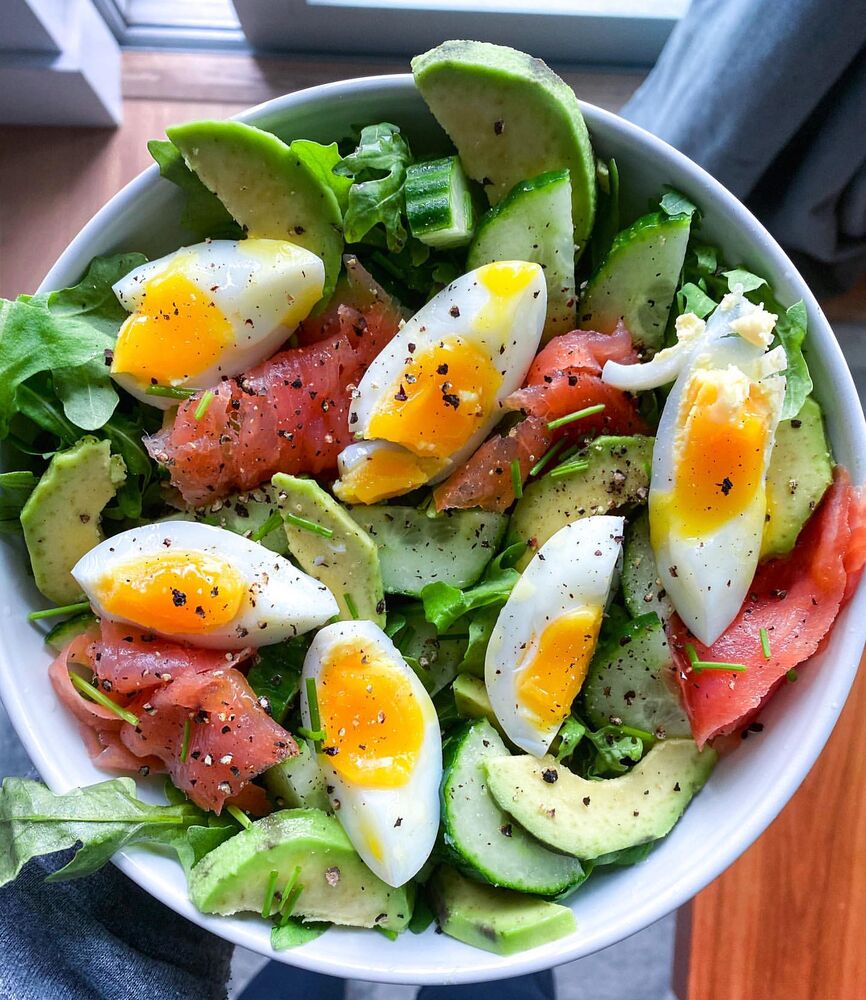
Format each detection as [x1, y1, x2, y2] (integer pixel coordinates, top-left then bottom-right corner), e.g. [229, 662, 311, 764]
[684, 650, 866, 1000]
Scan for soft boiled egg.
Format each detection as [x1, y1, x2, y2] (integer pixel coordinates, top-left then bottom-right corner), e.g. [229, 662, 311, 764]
[72, 521, 338, 649]
[603, 290, 787, 645]
[486, 515, 624, 757]
[301, 620, 442, 887]
[333, 261, 546, 504]
[111, 239, 324, 407]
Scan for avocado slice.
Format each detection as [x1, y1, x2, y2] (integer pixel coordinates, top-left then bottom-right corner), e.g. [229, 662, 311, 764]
[21, 437, 126, 604]
[428, 865, 576, 955]
[412, 41, 596, 253]
[166, 120, 343, 301]
[272, 473, 385, 627]
[761, 397, 833, 558]
[452, 674, 504, 736]
[188, 808, 412, 929]
[580, 211, 691, 354]
[348, 505, 506, 597]
[510, 435, 653, 570]
[484, 739, 716, 859]
[264, 742, 330, 812]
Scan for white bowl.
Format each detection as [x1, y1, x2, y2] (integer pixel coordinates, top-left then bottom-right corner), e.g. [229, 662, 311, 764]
[2, 75, 865, 985]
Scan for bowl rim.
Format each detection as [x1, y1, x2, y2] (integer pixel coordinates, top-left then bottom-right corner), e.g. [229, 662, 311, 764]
[3, 71, 865, 984]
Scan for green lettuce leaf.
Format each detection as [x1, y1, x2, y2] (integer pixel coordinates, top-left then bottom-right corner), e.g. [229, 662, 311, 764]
[722, 267, 767, 294]
[292, 139, 353, 215]
[0, 776, 237, 887]
[246, 636, 308, 725]
[53, 358, 119, 431]
[271, 917, 330, 950]
[659, 189, 698, 218]
[775, 299, 813, 420]
[421, 542, 525, 632]
[148, 139, 242, 240]
[676, 281, 717, 319]
[336, 123, 412, 252]
[458, 605, 500, 678]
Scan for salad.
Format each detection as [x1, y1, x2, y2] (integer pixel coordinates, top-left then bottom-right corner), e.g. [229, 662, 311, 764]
[2, 40, 865, 958]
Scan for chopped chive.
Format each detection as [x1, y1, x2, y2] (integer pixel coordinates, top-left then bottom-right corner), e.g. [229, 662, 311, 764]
[261, 869, 280, 918]
[343, 592, 359, 620]
[619, 724, 654, 742]
[250, 511, 282, 542]
[685, 644, 747, 672]
[227, 804, 252, 830]
[305, 676, 324, 750]
[296, 725, 326, 742]
[278, 865, 303, 921]
[510, 458, 523, 499]
[529, 439, 565, 477]
[194, 390, 215, 420]
[549, 460, 590, 480]
[0, 471, 38, 488]
[28, 600, 92, 622]
[547, 403, 606, 431]
[282, 511, 334, 538]
[375, 926, 399, 941]
[759, 628, 771, 659]
[69, 672, 139, 726]
[786, 668, 798, 682]
[179, 718, 191, 763]
[145, 384, 196, 400]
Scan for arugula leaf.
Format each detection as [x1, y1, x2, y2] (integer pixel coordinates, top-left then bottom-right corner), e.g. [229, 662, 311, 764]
[39, 252, 147, 335]
[54, 358, 119, 431]
[689, 244, 718, 279]
[148, 139, 242, 240]
[590, 158, 620, 270]
[458, 605, 499, 678]
[271, 917, 330, 950]
[659, 189, 698, 218]
[292, 139, 352, 215]
[335, 123, 412, 252]
[246, 636, 308, 724]
[554, 717, 587, 763]
[722, 268, 767, 294]
[584, 724, 645, 776]
[775, 299, 813, 419]
[676, 281, 717, 319]
[0, 776, 236, 886]
[14, 378, 79, 443]
[421, 542, 525, 632]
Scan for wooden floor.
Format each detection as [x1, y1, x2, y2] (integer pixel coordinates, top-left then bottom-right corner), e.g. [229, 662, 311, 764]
[2, 50, 865, 1000]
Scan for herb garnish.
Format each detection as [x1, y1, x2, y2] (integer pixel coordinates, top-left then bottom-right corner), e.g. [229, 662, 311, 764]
[193, 390, 215, 420]
[250, 511, 282, 543]
[145, 385, 196, 400]
[226, 804, 252, 830]
[69, 672, 139, 726]
[282, 511, 334, 538]
[510, 458, 523, 499]
[28, 600, 91, 622]
[179, 719, 192, 763]
[685, 644, 747, 672]
[261, 868, 280, 918]
[547, 403, 606, 431]
[528, 439, 565, 477]
[759, 627, 771, 659]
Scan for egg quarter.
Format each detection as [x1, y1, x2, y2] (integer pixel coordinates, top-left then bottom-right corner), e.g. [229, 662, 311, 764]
[301, 620, 442, 887]
[335, 261, 546, 503]
[111, 239, 325, 407]
[72, 521, 338, 649]
[486, 515, 625, 757]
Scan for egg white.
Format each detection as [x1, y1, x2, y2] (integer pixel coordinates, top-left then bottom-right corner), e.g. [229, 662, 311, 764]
[72, 521, 338, 649]
[112, 239, 324, 407]
[486, 515, 624, 757]
[603, 291, 787, 644]
[301, 620, 442, 887]
[339, 261, 546, 496]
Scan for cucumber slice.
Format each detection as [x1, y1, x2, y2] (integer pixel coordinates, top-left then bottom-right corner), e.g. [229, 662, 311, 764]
[264, 742, 330, 812]
[580, 211, 691, 354]
[44, 611, 98, 651]
[167, 120, 343, 301]
[441, 720, 587, 895]
[412, 41, 596, 252]
[467, 170, 576, 341]
[405, 157, 476, 249]
[348, 506, 506, 596]
[583, 613, 691, 739]
[621, 511, 674, 621]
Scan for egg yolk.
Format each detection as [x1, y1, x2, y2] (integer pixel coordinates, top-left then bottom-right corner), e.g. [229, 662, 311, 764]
[652, 370, 774, 540]
[477, 260, 538, 298]
[112, 267, 233, 386]
[367, 337, 502, 459]
[316, 641, 424, 789]
[95, 551, 245, 635]
[517, 605, 602, 726]
[334, 448, 446, 505]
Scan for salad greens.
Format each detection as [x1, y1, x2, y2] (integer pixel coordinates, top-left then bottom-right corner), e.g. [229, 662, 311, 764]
[0, 777, 236, 886]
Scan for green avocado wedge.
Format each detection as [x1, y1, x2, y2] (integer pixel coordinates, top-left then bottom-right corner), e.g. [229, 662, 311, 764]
[429, 865, 576, 956]
[412, 41, 596, 254]
[188, 808, 412, 929]
[21, 437, 126, 604]
[484, 739, 716, 859]
[166, 120, 343, 302]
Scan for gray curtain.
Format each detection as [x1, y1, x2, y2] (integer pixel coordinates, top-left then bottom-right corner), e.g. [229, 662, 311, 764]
[623, 0, 866, 295]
